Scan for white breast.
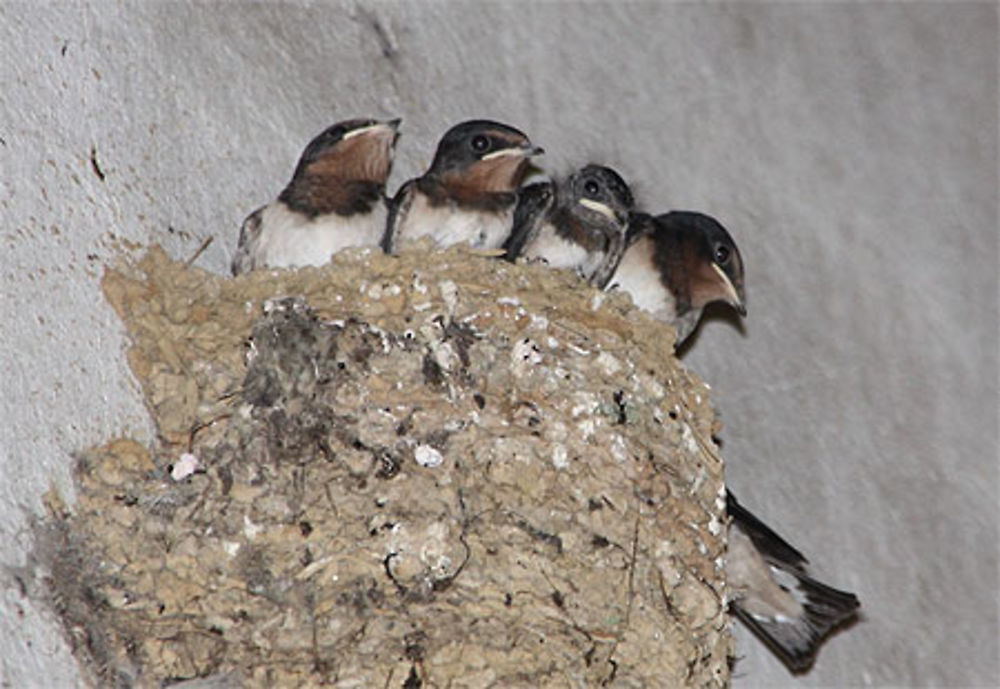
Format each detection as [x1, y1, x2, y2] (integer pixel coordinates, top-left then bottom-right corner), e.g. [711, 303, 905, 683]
[524, 224, 595, 279]
[255, 202, 386, 269]
[400, 192, 512, 250]
[609, 236, 677, 323]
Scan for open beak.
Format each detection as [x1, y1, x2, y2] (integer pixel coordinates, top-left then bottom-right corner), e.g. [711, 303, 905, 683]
[711, 262, 747, 316]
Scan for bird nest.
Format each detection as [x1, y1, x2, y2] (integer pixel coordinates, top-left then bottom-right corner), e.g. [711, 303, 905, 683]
[29, 243, 731, 687]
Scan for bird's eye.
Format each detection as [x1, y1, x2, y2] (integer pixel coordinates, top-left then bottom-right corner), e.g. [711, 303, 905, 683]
[470, 135, 490, 153]
[584, 179, 600, 196]
[714, 244, 731, 265]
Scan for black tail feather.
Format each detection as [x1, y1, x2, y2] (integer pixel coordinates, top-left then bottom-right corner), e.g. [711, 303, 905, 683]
[727, 490, 861, 673]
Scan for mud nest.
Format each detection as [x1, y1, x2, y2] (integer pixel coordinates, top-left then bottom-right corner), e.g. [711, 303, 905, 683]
[30, 244, 731, 687]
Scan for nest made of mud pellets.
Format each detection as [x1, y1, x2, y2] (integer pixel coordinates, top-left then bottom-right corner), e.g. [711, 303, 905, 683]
[32, 244, 731, 688]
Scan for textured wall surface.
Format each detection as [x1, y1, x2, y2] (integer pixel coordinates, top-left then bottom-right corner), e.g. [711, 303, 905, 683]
[1, 2, 996, 687]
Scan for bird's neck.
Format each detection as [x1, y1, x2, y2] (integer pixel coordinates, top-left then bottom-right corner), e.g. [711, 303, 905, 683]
[280, 176, 383, 217]
[550, 205, 609, 253]
[417, 174, 517, 213]
[653, 232, 695, 318]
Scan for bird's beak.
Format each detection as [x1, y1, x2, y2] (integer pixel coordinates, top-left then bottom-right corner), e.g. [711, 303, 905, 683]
[711, 262, 747, 316]
[343, 119, 401, 140]
[482, 142, 545, 161]
[578, 198, 616, 222]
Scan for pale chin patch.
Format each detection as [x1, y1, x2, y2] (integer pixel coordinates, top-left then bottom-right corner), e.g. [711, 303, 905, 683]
[578, 198, 616, 222]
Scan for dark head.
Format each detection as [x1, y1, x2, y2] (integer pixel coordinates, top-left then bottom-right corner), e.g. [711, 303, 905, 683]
[566, 164, 635, 226]
[656, 211, 746, 317]
[281, 117, 401, 216]
[427, 119, 543, 196]
[290, 117, 401, 186]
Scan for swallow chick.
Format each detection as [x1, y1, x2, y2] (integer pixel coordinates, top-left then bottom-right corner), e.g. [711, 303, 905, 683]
[609, 210, 746, 345]
[727, 490, 861, 673]
[503, 164, 635, 289]
[382, 119, 543, 254]
[231, 117, 401, 275]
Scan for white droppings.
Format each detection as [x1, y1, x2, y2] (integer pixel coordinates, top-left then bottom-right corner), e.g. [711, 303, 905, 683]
[571, 392, 597, 418]
[552, 444, 569, 469]
[412, 301, 432, 311]
[681, 423, 699, 454]
[420, 522, 453, 574]
[423, 521, 448, 540]
[610, 435, 629, 463]
[546, 421, 568, 443]
[590, 293, 605, 311]
[414, 444, 444, 468]
[530, 313, 550, 329]
[595, 351, 621, 375]
[496, 296, 520, 306]
[243, 515, 262, 540]
[708, 513, 723, 536]
[433, 342, 459, 372]
[438, 279, 459, 314]
[640, 374, 664, 398]
[655, 540, 674, 558]
[546, 336, 559, 349]
[171, 452, 199, 481]
[511, 338, 542, 366]
[690, 466, 706, 493]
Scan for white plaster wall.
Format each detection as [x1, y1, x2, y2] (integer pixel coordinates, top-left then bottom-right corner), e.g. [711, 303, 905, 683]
[1, 2, 996, 687]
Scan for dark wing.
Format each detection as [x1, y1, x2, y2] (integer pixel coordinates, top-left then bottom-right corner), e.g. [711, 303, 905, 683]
[503, 181, 555, 262]
[624, 210, 656, 247]
[231, 205, 265, 276]
[727, 490, 808, 573]
[382, 179, 416, 254]
[728, 490, 860, 673]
